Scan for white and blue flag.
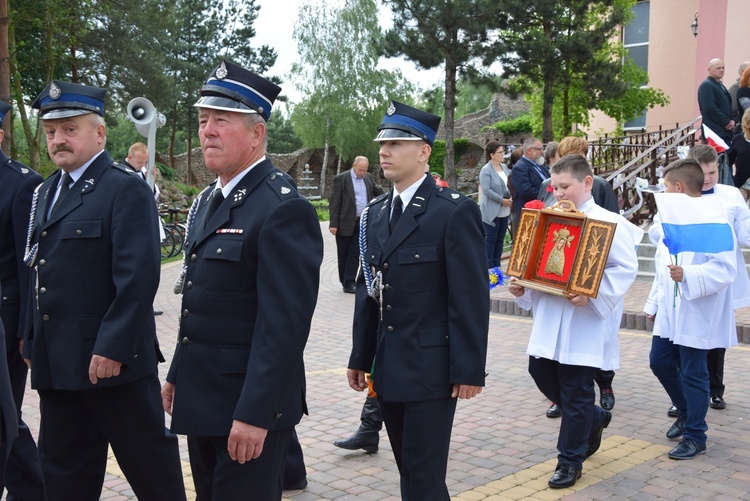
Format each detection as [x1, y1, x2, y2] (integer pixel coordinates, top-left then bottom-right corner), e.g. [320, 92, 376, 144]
[654, 193, 734, 255]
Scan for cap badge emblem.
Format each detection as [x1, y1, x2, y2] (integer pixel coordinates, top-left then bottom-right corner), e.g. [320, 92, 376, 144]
[281, 187, 291, 195]
[49, 82, 62, 100]
[386, 101, 396, 116]
[216, 61, 228, 79]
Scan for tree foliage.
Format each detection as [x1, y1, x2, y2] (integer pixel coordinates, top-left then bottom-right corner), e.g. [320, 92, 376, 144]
[381, 0, 503, 187]
[7, 0, 276, 174]
[495, 0, 665, 141]
[290, 0, 413, 193]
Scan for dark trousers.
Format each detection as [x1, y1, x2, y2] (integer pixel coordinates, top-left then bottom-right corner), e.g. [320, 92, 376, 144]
[484, 216, 509, 268]
[707, 347, 725, 396]
[37, 374, 185, 501]
[335, 219, 360, 286]
[283, 428, 306, 485]
[188, 426, 293, 501]
[379, 397, 457, 501]
[649, 336, 709, 444]
[529, 356, 606, 469]
[594, 369, 615, 390]
[2, 348, 45, 500]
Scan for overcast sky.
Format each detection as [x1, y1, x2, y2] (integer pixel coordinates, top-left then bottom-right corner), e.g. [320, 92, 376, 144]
[252, 0, 445, 105]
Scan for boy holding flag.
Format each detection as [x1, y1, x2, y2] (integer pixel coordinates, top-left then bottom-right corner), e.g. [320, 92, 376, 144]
[645, 158, 738, 460]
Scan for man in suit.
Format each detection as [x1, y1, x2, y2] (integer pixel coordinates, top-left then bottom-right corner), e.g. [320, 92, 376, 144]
[0, 282, 19, 497]
[24, 81, 185, 500]
[0, 101, 45, 499]
[329, 156, 384, 293]
[698, 58, 736, 145]
[161, 59, 323, 500]
[347, 100, 489, 499]
[510, 137, 548, 232]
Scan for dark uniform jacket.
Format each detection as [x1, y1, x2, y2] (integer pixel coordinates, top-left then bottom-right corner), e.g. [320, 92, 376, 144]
[24, 151, 163, 390]
[329, 169, 384, 236]
[511, 156, 548, 224]
[349, 174, 489, 402]
[0, 283, 18, 460]
[166, 158, 323, 436]
[0, 152, 42, 353]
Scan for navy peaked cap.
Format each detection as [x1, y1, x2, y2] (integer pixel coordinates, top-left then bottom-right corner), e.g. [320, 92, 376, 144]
[194, 59, 281, 121]
[32, 80, 106, 120]
[374, 100, 441, 146]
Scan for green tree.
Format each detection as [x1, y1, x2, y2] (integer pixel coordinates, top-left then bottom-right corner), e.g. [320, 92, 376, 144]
[497, 0, 639, 142]
[420, 75, 503, 121]
[381, 0, 503, 187]
[291, 0, 413, 193]
[267, 109, 303, 154]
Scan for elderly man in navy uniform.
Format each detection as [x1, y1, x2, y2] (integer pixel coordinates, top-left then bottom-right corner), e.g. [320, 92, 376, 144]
[0, 101, 45, 499]
[160, 60, 323, 500]
[347, 100, 489, 500]
[23, 81, 185, 500]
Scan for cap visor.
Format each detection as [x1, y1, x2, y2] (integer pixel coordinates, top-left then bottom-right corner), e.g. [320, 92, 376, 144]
[194, 96, 258, 114]
[373, 129, 424, 142]
[40, 109, 93, 120]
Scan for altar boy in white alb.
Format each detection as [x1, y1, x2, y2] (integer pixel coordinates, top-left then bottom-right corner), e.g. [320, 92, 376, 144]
[644, 158, 737, 460]
[508, 154, 641, 489]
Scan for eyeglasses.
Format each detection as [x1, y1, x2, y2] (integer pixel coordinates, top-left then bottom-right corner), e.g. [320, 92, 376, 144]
[529, 147, 543, 151]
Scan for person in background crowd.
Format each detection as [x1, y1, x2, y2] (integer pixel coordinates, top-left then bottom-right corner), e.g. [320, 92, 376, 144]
[479, 141, 512, 268]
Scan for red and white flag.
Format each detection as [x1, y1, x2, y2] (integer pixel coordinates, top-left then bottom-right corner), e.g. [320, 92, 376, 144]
[702, 123, 729, 153]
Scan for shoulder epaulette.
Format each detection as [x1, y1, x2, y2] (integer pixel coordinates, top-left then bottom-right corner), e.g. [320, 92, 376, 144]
[368, 192, 388, 206]
[2, 158, 38, 178]
[111, 162, 138, 175]
[435, 186, 465, 204]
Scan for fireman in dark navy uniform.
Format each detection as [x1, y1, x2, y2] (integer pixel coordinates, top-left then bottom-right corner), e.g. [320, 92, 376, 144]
[347, 100, 489, 500]
[160, 60, 323, 500]
[24, 81, 185, 500]
[0, 101, 46, 499]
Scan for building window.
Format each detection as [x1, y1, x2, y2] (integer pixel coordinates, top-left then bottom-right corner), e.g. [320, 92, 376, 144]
[624, 1, 649, 129]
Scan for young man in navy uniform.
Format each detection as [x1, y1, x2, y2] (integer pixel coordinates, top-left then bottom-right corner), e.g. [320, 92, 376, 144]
[24, 81, 185, 500]
[160, 60, 323, 500]
[347, 100, 489, 500]
[0, 101, 46, 499]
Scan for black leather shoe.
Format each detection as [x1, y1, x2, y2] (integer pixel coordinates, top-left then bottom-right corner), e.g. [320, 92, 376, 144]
[600, 388, 615, 410]
[668, 438, 706, 460]
[709, 395, 726, 409]
[666, 418, 685, 440]
[548, 464, 581, 488]
[667, 405, 679, 417]
[546, 403, 561, 418]
[586, 409, 612, 457]
[283, 477, 308, 490]
[343, 282, 356, 294]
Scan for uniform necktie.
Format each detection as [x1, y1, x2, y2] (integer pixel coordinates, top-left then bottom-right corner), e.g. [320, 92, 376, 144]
[51, 173, 72, 216]
[204, 190, 224, 228]
[390, 195, 402, 234]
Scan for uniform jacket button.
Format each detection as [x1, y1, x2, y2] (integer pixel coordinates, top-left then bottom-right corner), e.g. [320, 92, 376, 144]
[216, 248, 222, 255]
[383, 263, 389, 269]
[186, 281, 193, 289]
[415, 254, 420, 259]
[42, 315, 49, 321]
[191, 254, 197, 262]
[384, 284, 391, 291]
[41, 231, 47, 238]
[76, 229, 82, 235]
[39, 259, 46, 266]
[386, 305, 392, 311]
[183, 309, 189, 318]
[182, 337, 189, 345]
[387, 326, 394, 333]
[39, 287, 46, 294]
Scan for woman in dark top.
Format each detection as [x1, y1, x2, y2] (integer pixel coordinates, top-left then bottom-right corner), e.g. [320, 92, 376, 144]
[735, 66, 750, 134]
[729, 111, 750, 188]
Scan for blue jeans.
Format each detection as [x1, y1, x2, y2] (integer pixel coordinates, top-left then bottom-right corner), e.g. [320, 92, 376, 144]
[649, 336, 709, 444]
[484, 216, 509, 268]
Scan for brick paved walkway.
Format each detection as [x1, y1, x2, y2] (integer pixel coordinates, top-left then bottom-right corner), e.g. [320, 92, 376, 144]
[7, 222, 750, 500]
